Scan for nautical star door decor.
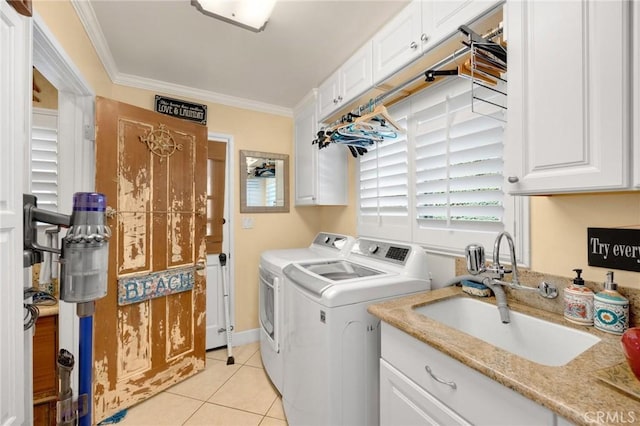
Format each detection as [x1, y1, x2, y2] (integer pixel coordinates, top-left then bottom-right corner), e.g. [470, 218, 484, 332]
[93, 97, 207, 422]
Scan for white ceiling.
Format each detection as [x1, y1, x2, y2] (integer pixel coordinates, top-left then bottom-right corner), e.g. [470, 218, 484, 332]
[77, 0, 410, 114]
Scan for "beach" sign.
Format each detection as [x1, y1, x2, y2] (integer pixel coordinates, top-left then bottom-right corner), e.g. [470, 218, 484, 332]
[118, 267, 195, 305]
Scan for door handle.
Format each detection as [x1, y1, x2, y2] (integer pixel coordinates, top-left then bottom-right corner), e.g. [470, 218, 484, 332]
[425, 365, 457, 389]
[195, 259, 206, 270]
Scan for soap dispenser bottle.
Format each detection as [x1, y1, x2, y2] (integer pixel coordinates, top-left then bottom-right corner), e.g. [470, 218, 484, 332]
[564, 268, 594, 325]
[594, 271, 629, 335]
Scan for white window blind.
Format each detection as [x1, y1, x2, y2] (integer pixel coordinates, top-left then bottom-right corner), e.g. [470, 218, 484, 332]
[246, 178, 277, 207]
[358, 102, 411, 241]
[414, 78, 504, 228]
[265, 178, 276, 206]
[246, 178, 263, 206]
[357, 77, 524, 259]
[31, 108, 59, 212]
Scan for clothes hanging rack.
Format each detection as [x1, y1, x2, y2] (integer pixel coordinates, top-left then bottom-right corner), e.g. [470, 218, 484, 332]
[323, 25, 504, 130]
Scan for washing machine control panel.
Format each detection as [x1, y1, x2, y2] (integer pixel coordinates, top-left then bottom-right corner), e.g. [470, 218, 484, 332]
[354, 239, 412, 265]
[312, 233, 353, 252]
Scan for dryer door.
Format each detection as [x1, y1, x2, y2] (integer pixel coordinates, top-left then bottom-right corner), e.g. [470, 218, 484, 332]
[259, 266, 279, 352]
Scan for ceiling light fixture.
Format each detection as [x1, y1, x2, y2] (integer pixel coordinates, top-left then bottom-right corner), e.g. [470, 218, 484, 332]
[191, 0, 277, 33]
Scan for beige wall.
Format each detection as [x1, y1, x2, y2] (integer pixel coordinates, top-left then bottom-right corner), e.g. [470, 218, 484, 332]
[531, 193, 640, 289]
[34, 1, 640, 336]
[35, 0, 321, 332]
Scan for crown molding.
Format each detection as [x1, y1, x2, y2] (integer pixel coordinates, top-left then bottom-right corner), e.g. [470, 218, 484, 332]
[293, 88, 318, 115]
[115, 73, 292, 117]
[70, 0, 119, 82]
[33, 12, 94, 96]
[70, 0, 292, 118]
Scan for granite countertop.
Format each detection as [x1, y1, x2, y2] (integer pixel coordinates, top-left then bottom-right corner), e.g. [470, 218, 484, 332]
[368, 286, 640, 426]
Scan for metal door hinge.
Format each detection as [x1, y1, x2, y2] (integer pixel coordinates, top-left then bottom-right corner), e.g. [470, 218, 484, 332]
[84, 124, 96, 141]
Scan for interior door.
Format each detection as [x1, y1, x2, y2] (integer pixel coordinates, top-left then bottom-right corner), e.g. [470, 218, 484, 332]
[93, 97, 207, 422]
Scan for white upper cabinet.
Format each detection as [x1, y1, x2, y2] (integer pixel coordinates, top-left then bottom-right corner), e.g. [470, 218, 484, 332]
[317, 73, 341, 121]
[294, 91, 348, 206]
[505, 0, 631, 194]
[431, 1, 502, 43]
[372, 0, 426, 83]
[317, 42, 373, 120]
[372, 0, 501, 84]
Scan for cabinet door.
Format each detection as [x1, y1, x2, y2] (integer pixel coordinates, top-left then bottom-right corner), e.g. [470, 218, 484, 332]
[294, 98, 318, 205]
[315, 143, 347, 205]
[372, 0, 422, 83]
[505, 0, 630, 194]
[340, 42, 373, 106]
[317, 71, 341, 120]
[380, 359, 471, 426]
[381, 323, 557, 425]
[431, 1, 500, 42]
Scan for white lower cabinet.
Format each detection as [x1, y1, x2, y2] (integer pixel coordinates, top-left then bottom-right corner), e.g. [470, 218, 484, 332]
[380, 323, 563, 426]
[381, 360, 470, 426]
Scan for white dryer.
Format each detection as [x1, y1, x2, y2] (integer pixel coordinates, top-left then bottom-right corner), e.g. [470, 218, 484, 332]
[282, 238, 431, 426]
[259, 232, 354, 393]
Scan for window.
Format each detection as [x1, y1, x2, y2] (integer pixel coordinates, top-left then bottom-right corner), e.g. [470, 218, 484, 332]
[358, 78, 527, 262]
[31, 108, 58, 212]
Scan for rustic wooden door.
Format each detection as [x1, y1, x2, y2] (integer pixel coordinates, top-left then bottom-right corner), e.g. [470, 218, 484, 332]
[93, 97, 207, 422]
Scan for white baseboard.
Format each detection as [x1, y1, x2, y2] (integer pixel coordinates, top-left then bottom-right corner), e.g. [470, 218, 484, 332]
[232, 328, 260, 347]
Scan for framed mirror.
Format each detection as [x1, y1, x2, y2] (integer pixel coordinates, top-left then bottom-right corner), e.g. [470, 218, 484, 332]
[240, 150, 289, 213]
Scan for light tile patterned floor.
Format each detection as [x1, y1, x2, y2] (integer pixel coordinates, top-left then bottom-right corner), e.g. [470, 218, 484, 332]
[114, 342, 287, 426]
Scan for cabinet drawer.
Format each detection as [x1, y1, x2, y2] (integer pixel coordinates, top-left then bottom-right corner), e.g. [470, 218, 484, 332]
[380, 359, 470, 425]
[381, 323, 554, 425]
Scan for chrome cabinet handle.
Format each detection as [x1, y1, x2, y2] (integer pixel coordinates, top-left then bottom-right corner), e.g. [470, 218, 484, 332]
[333, 98, 339, 104]
[425, 365, 457, 389]
[410, 41, 418, 50]
[421, 33, 429, 42]
[337, 95, 343, 102]
[507, 176, 519, 183]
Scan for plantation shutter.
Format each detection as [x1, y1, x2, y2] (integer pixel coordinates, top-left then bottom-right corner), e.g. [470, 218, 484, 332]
[265, 178, 277, 206]
[358, 102, 411, 241]
[246, 178, 263, 207]
[414, 78, 504, 227]
[31, 108, 59, 212]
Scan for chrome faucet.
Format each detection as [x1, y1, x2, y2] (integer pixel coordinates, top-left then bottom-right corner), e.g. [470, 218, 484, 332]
[464, 232, 558, 323]
[489, 232, 519, 283]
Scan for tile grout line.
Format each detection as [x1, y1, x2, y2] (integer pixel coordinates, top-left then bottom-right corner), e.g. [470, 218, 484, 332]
[164, 344, 281, 425]
[184, 346, 280, 423]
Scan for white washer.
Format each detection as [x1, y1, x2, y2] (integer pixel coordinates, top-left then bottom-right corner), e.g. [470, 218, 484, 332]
[282, 238, 431, 426]
[259, 232, 354, 393]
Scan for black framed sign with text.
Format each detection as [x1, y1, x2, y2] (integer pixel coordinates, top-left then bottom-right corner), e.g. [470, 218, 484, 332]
[154, 95, 207, 125]
[588, 227, 640, 272]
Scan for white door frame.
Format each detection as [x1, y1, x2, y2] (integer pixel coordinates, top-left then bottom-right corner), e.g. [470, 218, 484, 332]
[1, 2, 31, 424]
[205, 132, 235, 349]
[32, 11, 96, 396]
